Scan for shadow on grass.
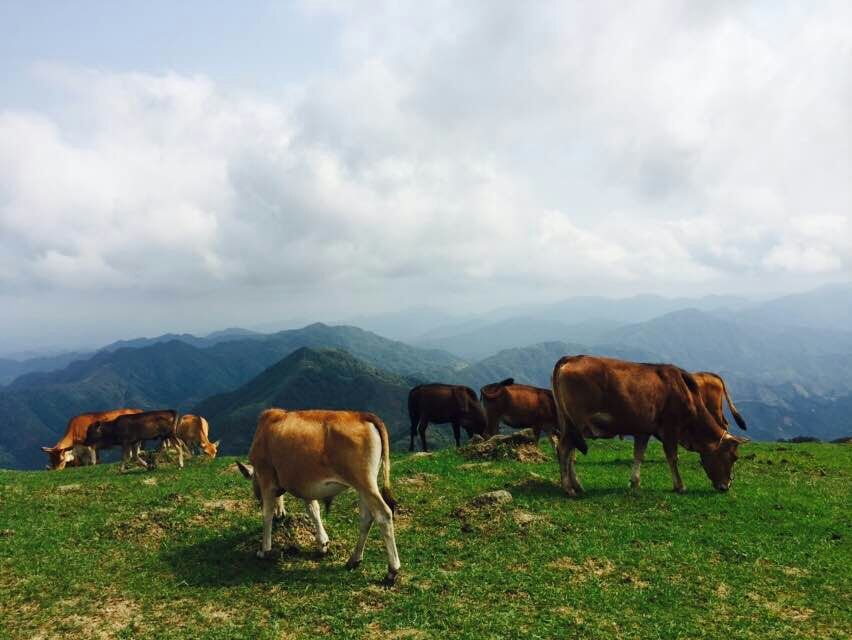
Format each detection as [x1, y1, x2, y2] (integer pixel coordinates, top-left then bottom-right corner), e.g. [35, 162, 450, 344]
[510, 476, 719, 500]
[160, 528, 364, 590]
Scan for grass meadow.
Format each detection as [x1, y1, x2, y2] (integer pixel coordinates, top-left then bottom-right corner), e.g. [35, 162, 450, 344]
[0, 440, 849, 639]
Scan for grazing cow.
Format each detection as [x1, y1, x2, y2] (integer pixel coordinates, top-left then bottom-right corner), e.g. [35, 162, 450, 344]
[41, 408, 144, 470]
[693, 372, 747, 432]
[236, 409, 400, 586]
[169, 414, 219, 457]
[84, 410, 183, 471]
[408, 384, 487, 452]
[479, 378, 559, 445]
[551, 355, 748, 496]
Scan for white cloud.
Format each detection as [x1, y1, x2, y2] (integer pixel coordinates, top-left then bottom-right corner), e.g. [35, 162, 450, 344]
[0, 1, 850, 347]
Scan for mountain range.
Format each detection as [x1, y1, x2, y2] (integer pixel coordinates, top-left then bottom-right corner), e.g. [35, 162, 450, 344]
[2, 284, 851, 469]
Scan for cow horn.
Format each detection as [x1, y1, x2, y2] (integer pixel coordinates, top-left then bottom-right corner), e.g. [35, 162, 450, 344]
[41, 446, 54, 453]
[236, 461, 254, 479]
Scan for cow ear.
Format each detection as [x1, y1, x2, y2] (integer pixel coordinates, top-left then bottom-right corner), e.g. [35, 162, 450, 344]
[236, 461, 254, 479]
[212, 440, 221, 448]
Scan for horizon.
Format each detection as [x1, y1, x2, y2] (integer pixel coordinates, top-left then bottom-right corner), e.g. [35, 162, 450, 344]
[2, 2, 850, 353]
[3, 281, 850, 358]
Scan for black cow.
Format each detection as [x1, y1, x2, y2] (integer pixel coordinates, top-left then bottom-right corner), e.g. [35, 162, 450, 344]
[84, 410, 183, 470]
[408, 384, 487, 452]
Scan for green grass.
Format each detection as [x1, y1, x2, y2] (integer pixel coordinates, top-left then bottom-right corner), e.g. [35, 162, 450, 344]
[0, 441, 849, 639]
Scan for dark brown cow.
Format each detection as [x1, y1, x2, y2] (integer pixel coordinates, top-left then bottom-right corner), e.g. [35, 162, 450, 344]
[408, 384, 487, 452]
[480, 378, 559, 445]
[551, 355, 748, 496]
[41, 408, 144, 470]
[84, 410, 184, 471]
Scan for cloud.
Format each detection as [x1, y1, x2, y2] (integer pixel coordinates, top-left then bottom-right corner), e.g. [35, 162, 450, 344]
[0, 1, 850, 347]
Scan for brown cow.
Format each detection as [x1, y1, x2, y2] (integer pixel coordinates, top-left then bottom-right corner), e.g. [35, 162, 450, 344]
[479, 378, 559, 445]
[552, 355, 748, 496]
[41, 408, 144, 470]
[236, 409, 401, 586]
[84, 410, 184, 471]
[170, 414, 219, 458]
[408, 384, 487, 452]
[605, 371, 749, 489]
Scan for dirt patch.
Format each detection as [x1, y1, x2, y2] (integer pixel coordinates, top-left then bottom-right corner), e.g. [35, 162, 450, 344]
[56, 483, 82, 493]
[112, 512, 168, 547]
[549, 556, 616, 582]
[715, 582, 730, 599]
[620, 573, 650, 589]
[141, 477, 157, 486]
[398, 473, 437, 488]
[61, 597, 140, 639]
[780, 566, 809, 577]
[512, 509, 545, 526]
[460, 430, 549, 462]
[202, 499, 247, 512]
[364, 623, 429, 639]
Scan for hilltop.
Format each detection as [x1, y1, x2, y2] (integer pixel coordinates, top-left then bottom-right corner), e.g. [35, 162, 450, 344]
[0, 441, 848, 639]
[194, 348, 422, 454]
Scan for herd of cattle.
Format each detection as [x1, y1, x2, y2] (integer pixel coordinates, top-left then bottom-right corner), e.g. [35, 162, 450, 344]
[40, 354, 750, 586]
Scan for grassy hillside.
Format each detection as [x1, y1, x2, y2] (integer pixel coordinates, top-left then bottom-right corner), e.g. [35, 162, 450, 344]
[194, 348, 421, 453]
[1, 441, 848, 639]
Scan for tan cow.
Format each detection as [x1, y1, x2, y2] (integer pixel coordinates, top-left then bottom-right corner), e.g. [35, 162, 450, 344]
[175, 414, 219, 457]
[479, 378, 559, 445]
[552, 355, 748, 496]
[237, 409, 401, 586]
[41, 408, 144, 470]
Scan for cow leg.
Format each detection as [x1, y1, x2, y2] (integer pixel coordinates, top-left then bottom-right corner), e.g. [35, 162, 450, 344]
[451, 421, 461, 448]
[257, 489, 277, 559]
[135, 443, 150, 469]
[567, 447, 584, 493]
[346, 495, 373, 571]
[663, 439, 686, 493]
[89, 447, 98, 466]
[120, 446, 131, 472]
[365, 489, 400, 586]
[274, 494, 286, 520]
[418, 417, 429, 453]
[409, 414, 417, 452]
[630, 434, 650, 489]
[173, 438, 184, 469]
[304, 500, 330, 555]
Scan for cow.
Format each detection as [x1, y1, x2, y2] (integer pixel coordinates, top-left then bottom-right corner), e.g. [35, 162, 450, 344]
[693, 372, 747, 432]
[408, 383, 487, 452]
[580, 370, 749, 490]
[479, 378, 559, 446]
[236, 409, 401, 586]
[551, 355, 748, 496]
[41, 408, 144, 470]
[161, 414, 219, 458]
[84, 410, 184, 471]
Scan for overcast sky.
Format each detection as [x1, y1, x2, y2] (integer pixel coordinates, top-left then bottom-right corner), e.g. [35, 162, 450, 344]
[1, 1, 850, 353]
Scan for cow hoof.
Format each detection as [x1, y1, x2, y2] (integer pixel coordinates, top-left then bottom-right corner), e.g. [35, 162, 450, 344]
[674, 486, 687, 494]
[256, 549, 278, 560]
[381, 569, 398, 588]
[345, 558, 362, 571]
[629, 480, 640, 490]
[563, 488, 577, 498]
[319, 543, 330, 556]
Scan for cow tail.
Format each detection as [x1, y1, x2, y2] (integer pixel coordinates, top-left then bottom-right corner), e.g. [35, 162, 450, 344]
[718, 375, 747, 430]
[367, 413, 397, 515]
[551, 359, 589, 455]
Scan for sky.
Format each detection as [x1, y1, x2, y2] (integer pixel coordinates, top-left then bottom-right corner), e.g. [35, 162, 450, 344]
[1, 1, 850, 353]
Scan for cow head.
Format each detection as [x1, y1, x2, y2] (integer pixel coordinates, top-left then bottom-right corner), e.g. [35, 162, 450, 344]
[41, 446, 74, 470]
[236, 461, 261, 502]
[461, 404, 487, 438]
[699, 433, 749, 491]
[202, 440, 220, 458]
